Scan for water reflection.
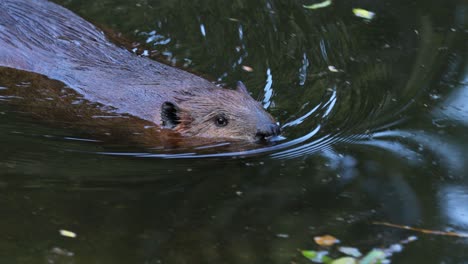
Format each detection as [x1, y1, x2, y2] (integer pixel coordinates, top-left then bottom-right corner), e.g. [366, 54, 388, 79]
[433, 64, 468, 126]
[262, 68, 273, 109]
[362, 129, 466, 172]
[439, 185, 468, 230]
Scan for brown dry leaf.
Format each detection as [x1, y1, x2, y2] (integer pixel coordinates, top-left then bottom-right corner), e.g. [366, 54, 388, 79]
[314, 235, 340, 246]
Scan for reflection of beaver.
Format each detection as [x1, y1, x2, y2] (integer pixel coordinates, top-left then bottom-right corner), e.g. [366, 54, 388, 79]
[0, 0, 280, 142]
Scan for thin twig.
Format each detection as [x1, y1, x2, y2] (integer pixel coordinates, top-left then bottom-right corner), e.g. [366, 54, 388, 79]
[373, 221, 468, 238]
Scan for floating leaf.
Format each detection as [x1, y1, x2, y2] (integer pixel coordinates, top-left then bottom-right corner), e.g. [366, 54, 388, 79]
[359, 250, 386, 264]
[352, 8, 376, 20]
[303, 0, 332, 10]
[242, 65, 254, 72]
[328, 66, 339, 72]
[301, 250, 333, 263]
[331, 257, 358, 264]
[314, 235, 340, 246]
[301, 250, 318, 259]
[338, 247, 362, 258]
[59, 229, 77, 238]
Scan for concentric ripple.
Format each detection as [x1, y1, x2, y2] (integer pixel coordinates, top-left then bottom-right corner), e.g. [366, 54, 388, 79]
[1, 0, 465, 164]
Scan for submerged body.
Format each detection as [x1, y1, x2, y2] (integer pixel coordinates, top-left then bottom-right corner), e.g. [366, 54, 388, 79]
[0, 0, 280, 142]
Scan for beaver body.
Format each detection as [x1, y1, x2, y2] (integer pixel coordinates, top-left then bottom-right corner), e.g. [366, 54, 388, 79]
[0, 0, 280, 142]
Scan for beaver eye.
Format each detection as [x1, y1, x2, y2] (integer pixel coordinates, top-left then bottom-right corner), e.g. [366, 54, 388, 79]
[214, 115, 228, 127]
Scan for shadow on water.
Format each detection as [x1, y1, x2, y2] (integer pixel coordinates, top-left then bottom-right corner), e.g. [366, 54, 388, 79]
[0, 0, 467, 263]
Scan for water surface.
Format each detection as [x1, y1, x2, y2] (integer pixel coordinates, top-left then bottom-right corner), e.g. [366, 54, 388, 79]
[0, 0, 467, 263]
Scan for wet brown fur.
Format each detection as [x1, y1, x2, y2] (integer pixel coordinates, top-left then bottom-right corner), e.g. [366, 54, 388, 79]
[172, 88, 276, 140]
[0, 68, 234, 149]
[0, 0, 279, 143]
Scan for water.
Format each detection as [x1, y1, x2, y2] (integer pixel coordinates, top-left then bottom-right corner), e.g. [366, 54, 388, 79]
[0, 0, 467, 263]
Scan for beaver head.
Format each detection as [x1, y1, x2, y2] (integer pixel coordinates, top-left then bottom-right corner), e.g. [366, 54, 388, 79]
[161, 82, 280, 142]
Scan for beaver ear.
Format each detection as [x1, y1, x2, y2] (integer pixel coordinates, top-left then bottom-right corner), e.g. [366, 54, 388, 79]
[161, 102, 181, 129]
[236, 81, 250, 95]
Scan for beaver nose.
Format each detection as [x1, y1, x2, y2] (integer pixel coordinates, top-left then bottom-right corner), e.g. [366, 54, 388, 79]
[255, 123, 281, 141]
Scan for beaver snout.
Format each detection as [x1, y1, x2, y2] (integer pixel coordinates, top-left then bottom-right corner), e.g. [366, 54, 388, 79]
[255, 123, 281, 141]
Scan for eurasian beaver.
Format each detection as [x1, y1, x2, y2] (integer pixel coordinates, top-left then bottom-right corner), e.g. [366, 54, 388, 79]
[0, 0, 280, 143]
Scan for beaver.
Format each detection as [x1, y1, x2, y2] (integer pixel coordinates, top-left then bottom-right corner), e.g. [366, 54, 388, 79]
[0, 0, 280, 143]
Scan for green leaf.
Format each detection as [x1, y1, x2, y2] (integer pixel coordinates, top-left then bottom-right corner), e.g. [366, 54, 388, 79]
[332, 257, 358, 264]
[301, 250, 334, 263]
[301, 250, 318, 259]
[359, 250, 386, 264]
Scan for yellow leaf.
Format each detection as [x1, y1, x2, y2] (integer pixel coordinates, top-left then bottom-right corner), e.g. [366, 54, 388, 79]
[59, 229, 77, 238]
[352, 8, 376, 20]
[303, 0, 332, 10]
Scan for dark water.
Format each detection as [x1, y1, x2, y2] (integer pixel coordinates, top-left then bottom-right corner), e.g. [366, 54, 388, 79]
[0, 0, 467, 263]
